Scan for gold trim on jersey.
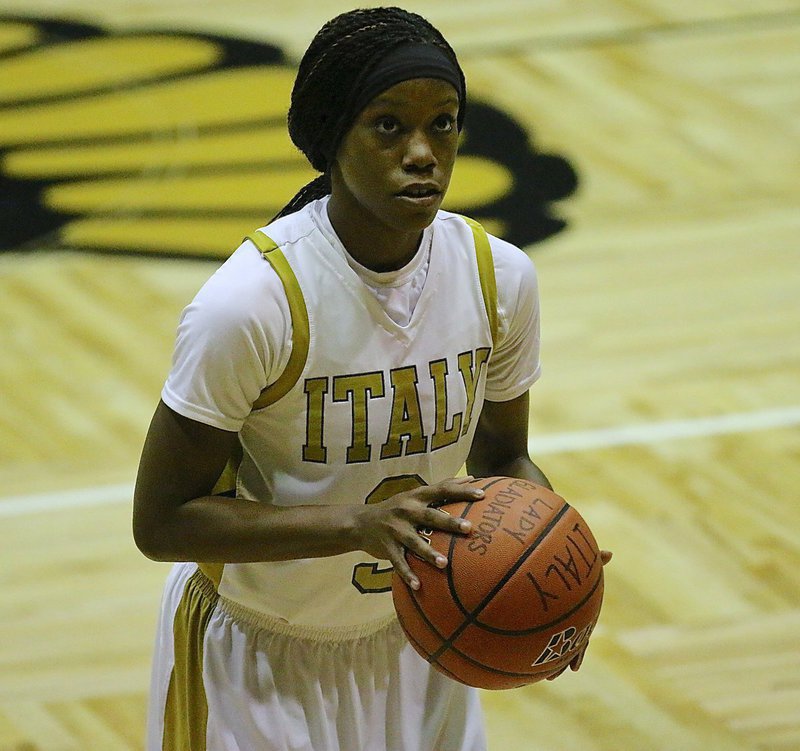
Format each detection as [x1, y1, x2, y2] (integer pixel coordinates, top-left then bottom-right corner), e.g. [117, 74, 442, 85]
[461, 216, 499, 347]
[245, 230, 311, 410]
[162, 569, 219, 751]
[246, 217, 495, 413]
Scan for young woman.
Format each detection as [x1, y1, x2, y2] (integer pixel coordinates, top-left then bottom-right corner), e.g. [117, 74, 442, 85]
[134, 7, 605, 750]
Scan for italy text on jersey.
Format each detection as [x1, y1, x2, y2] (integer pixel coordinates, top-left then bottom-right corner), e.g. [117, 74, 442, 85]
[302, 348, 491, 464]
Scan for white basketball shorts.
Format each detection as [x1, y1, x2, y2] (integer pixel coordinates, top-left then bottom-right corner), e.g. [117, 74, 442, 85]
[145, 562, 487, 751]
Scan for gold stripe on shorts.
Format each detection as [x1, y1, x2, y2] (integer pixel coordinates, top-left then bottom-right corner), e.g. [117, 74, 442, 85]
[162, 569, 219, 751]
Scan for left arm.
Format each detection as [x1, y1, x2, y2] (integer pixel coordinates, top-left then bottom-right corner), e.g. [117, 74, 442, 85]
[467, 391, 551, 489]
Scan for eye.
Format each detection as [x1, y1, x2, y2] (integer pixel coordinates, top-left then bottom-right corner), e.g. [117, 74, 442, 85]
[375, 116, 401, 135]
[433, 114, 456, 133]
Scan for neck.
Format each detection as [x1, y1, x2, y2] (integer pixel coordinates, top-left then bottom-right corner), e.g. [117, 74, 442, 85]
[327, 197, 424, 273]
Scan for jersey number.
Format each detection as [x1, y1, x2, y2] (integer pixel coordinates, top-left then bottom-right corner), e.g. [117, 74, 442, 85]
[351, 474, 427, 593]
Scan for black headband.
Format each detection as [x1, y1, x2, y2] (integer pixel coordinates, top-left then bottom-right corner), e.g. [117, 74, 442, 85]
[349, 43, 464, 123]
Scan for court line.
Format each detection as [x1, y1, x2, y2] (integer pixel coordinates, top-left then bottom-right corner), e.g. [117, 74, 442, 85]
[529, 405, 800, 455]
[0, 482, 135, 517]
[1, 405, 798, 518]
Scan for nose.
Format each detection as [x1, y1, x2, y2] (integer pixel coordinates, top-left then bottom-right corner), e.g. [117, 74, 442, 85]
[403, 130, 436, 172]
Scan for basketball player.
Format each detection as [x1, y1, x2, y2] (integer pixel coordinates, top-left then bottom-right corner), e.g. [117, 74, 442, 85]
[133, 7, 608, 750]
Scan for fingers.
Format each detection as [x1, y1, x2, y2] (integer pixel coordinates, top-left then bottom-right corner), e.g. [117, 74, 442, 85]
[420, 505, 473, 535]
[361, 477, 485, 589]
[398, 476, 482, 540]
[388, 542, 421, 591]
[569, 648, 586, 672]
[546, 665, 568, 681]
[408, 500, 474, 568]
[405, 513, 455, 567]
[419, 476, 485, 507]
[393, 483, 481, 586]
[389, 520, 451, 590]
[545, 646, 587, 681]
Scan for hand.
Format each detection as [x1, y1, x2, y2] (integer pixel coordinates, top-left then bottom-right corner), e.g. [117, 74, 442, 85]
[547, 549, 613, 681]
[352, 476, 484, 590]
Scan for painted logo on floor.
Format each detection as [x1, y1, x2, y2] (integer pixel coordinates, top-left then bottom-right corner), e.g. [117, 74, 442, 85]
[0, 15, 578, 259]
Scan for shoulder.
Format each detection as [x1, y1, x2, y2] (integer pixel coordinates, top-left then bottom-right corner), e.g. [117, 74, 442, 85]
[487, 233, 539, 294]
[191, 244, 284, 322]
[179, 238, 298, 356]
[431, 209, 475, 244]
[435, 210, 538, 291]
[252, 200, 319, 253]
[192, 202, 324, 315]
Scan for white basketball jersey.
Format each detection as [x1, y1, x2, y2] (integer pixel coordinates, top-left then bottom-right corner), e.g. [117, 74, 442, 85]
[200, 205, 500, 635]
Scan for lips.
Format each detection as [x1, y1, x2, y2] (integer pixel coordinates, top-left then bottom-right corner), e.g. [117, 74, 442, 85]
[397, 183, 441, 198]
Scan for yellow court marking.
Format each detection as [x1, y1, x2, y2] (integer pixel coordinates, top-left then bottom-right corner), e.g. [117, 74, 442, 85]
[61, 216, 265, 256]
[4, 126, 303, 178]
[0, 36, 223, 102]
[0, 66, 296, 145]
[446, 157, 514, 209]
[44, 167, 318, 213]
[0, 21, 40, 54]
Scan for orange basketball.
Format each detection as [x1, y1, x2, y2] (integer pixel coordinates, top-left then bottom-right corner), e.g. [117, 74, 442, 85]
[391, 476, 604, 689]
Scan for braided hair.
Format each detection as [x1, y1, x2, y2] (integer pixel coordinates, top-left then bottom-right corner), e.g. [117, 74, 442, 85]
[274, 7, 466, 219]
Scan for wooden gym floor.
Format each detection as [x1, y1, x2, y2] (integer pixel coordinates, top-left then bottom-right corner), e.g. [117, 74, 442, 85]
[0, 1, 798, 749]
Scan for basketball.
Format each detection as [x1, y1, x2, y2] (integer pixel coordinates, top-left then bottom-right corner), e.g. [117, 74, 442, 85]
[391, 476, 604, 690]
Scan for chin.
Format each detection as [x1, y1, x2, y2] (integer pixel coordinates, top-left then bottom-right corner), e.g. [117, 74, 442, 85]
[390, 200, 442, 230]
[396, 214, 436, 236]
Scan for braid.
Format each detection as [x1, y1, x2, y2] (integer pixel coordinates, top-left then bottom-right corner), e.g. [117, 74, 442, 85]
[272, 7, 465, 219]
[273, 173, 331, 220]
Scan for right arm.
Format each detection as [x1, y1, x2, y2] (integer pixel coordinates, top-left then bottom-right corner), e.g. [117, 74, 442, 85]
[132, 400, 482, 589]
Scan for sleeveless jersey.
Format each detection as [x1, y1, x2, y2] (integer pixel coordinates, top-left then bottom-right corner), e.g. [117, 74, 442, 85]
[163, 202, 539, 639]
